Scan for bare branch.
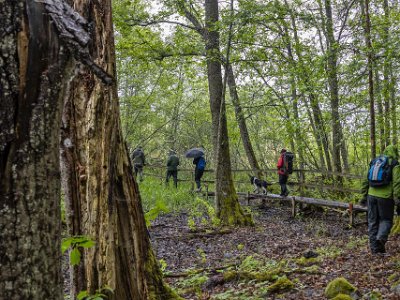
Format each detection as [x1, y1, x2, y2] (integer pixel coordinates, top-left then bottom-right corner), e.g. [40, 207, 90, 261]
[175, 0, 205, 37]
[337, 0, 357, 42]
[127, 19, 199, 32]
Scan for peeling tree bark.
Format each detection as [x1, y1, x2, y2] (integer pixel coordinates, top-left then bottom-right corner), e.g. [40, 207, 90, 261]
[60, 0, 178, 299]
[0, 1, 70, 299]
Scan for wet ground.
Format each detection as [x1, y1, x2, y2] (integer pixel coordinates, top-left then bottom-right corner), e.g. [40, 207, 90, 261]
[150, 201, 400, 299]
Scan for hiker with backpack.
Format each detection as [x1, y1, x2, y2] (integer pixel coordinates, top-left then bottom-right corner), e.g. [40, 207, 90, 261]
[360, 145, 400, 255]
[277, 149, 294, 197]
[131, 146, 146, 182]
[166, 150, 180, 188]
[193, 154, 206, 192]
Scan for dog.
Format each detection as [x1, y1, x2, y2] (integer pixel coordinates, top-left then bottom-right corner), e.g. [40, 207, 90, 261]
[249, 175, 272, 194]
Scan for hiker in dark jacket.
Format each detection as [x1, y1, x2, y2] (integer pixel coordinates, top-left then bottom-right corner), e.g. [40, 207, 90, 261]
[166, 150, 180, 188]
[277, 149, 289, 197]
[131, 146, 146, 181]
[193, 155, 206, 192]
[361, 145, 400, 254]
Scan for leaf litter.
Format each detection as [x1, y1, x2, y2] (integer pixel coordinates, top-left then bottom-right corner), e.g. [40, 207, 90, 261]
[149, 202, 400, 299]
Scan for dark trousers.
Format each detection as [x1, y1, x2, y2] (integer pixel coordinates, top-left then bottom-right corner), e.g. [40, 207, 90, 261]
[134, 164, 143, 181]
[195, 168, 204, 189]
[166, 170, 178, 188]
[367, 195, 394, 253]
[279, 174, 289, 196]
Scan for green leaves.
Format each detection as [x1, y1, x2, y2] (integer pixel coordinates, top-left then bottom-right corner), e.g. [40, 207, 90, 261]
[77, 290, 89, 300]
[62, 236, 96, 266]
[77, 286, 114, 300]
[62, 236, 96, 254]
[70, 248, 81, 266]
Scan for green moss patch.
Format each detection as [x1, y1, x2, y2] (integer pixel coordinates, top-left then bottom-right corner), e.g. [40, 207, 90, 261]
[325, 277, 357, 299]
[267, 276, 294, 293]
[295, 256, 321, 266]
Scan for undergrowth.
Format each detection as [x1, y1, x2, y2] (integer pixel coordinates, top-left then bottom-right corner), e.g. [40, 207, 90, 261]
[139, 177, 218, 228]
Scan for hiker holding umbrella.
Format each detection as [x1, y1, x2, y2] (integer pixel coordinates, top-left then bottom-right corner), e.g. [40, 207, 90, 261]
[185, 147, 206, 192]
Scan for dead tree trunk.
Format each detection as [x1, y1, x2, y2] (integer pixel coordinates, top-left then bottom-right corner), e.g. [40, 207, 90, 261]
[60, 0, 178, 299]
[0, 1, 69, 299]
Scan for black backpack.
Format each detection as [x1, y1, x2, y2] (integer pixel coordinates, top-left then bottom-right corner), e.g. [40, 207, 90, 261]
[283, 152, 294, 175]
[368, 156, 398, 187]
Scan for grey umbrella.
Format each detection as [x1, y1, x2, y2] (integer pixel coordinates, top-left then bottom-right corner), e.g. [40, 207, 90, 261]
[185, 148, 205, 158]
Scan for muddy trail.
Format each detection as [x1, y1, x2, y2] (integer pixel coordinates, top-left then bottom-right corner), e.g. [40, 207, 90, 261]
[149, 201, 400, 299]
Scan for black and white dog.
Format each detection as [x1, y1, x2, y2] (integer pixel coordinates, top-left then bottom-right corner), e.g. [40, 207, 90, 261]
[249, 176, 272, 194]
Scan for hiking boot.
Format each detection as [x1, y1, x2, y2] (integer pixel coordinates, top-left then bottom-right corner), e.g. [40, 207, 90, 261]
[376, 240, 386, 253]
[371, 252, 390, 257]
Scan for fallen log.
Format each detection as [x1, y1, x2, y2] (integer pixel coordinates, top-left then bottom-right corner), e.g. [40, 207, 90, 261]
[205, 191, 367, 226]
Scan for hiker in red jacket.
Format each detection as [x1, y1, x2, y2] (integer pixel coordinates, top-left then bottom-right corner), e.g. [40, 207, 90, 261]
[277, 149, 289, 197]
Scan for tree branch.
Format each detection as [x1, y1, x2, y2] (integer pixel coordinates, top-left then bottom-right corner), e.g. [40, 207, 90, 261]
[175, 0, 205, 37]
[127, 19, 199, 32]
[337, 0, 357, 42]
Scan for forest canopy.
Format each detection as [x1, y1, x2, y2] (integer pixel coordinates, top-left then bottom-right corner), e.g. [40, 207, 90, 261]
[114, 0, 400, 175]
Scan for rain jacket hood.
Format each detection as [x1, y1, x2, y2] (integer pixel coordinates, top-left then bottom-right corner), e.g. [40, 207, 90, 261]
[167, 154, 180, 171]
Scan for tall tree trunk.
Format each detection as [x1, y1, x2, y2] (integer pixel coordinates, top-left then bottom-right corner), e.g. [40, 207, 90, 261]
[324, 0, 342, 173]
[383, 0, 393, 147]
[60, 0, 179, 299]
[286, 0, 332, 172]
[204, 0, 252, 226]
[361, 0, 376, 157]
[0, 1, 68, 299]
[226, 64, 262, 178]
[167, 69, 183, 149]
[391, 69, 398, 146]
[375, 69, 385, 153]
[280, 20, 305, 169]
[304, 97, 326, 171]
[323, 0, 349, 173]
[310, 94, 333, 172]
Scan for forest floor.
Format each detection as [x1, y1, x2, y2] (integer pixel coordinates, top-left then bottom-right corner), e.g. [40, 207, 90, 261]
[149, 199, 400, 300]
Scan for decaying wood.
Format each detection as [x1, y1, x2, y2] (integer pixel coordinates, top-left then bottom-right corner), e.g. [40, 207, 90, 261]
[36, 0, 113, 85]
[59, 0, 177, 299]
